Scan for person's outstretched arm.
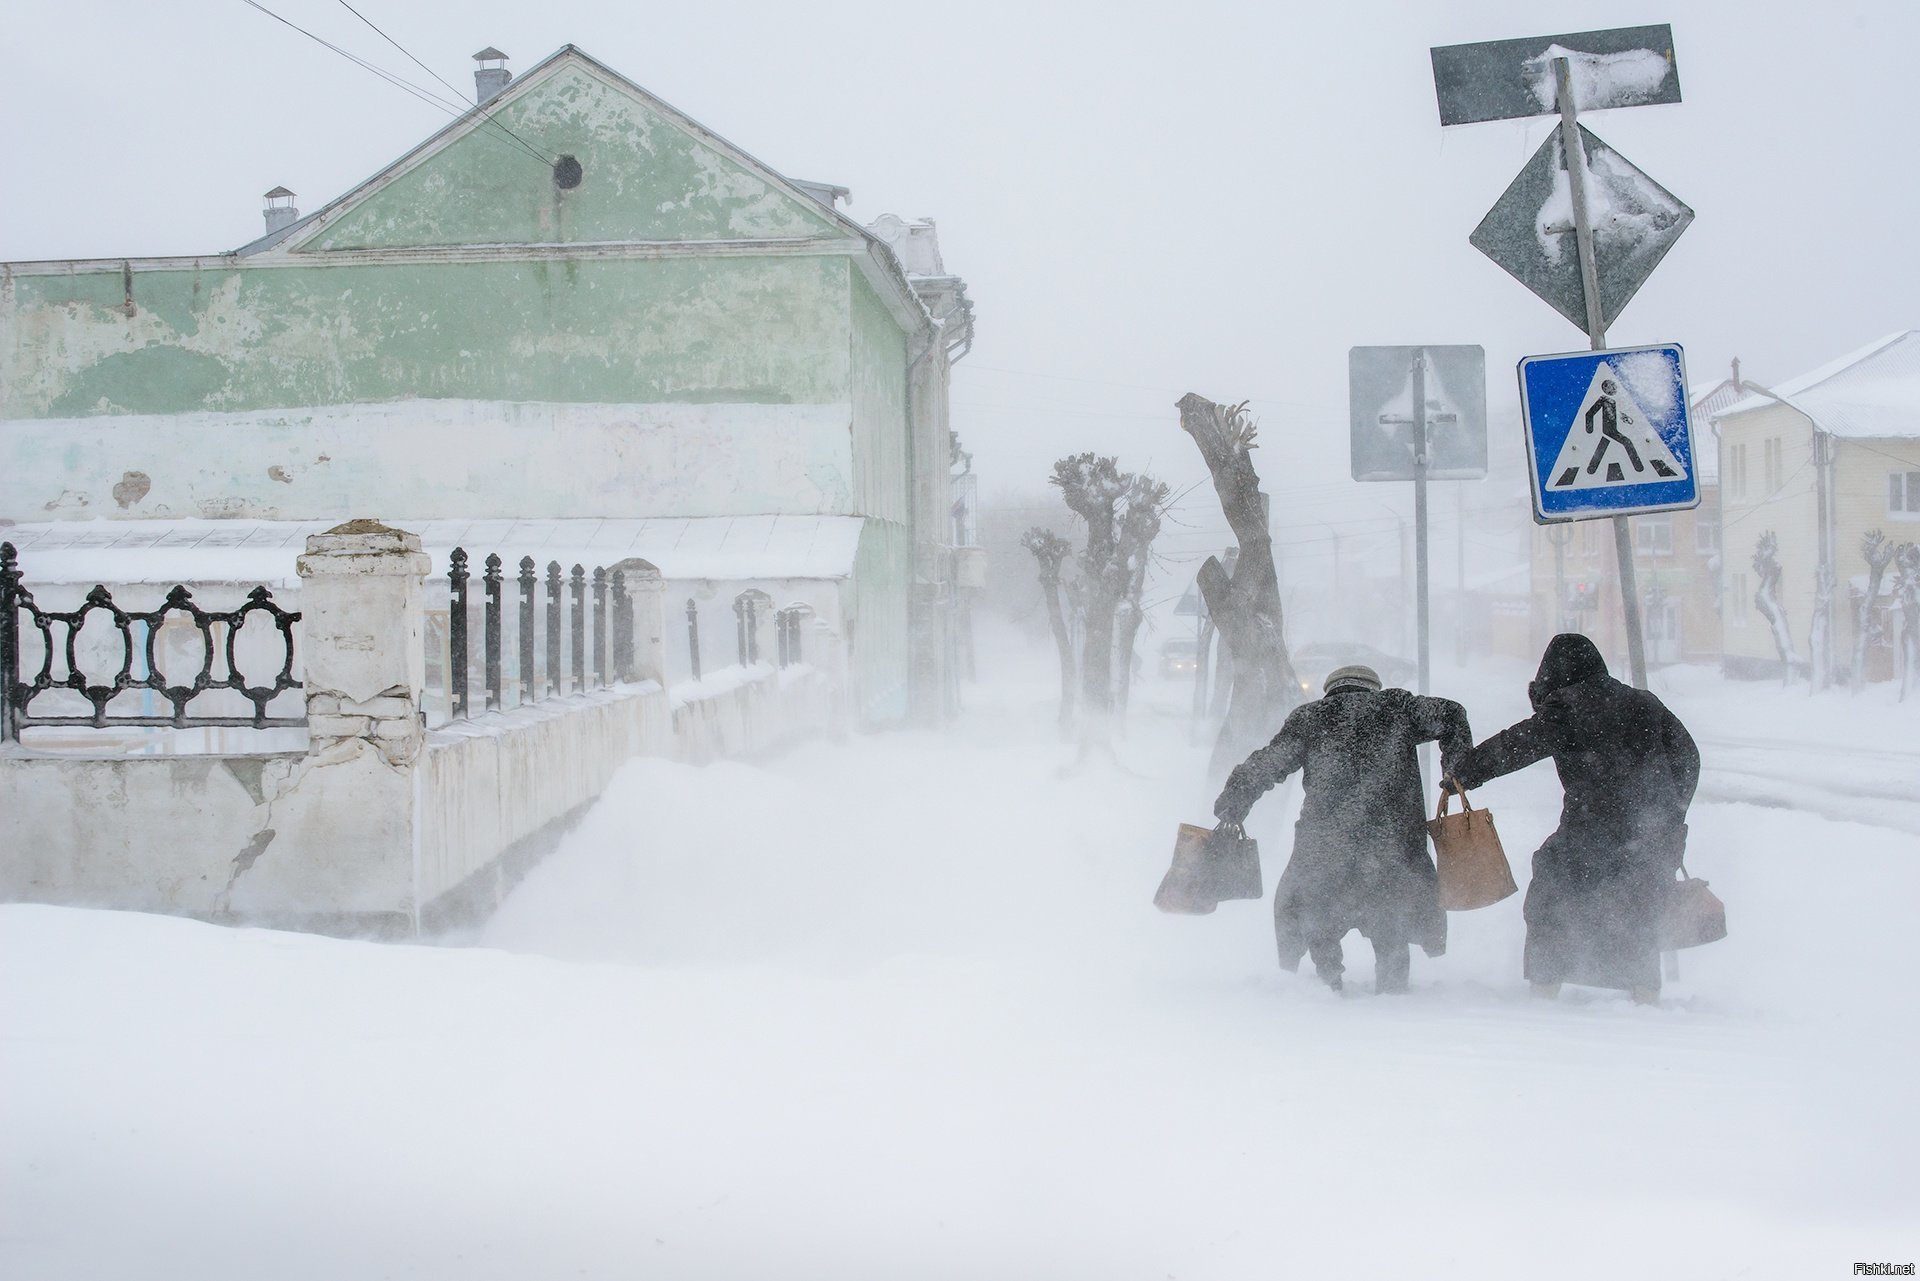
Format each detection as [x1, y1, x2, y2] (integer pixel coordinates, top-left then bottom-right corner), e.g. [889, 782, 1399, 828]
[1452, 714, 1552, 791]
[1213, 712, 1308, 824]
[1411, 695, 1474, 781]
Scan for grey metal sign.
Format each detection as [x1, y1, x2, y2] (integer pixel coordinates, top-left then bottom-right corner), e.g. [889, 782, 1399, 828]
[1431, 25, 1680, 126]
[1469, 125, 1693, 335]
[1349, 345, 1487, 482]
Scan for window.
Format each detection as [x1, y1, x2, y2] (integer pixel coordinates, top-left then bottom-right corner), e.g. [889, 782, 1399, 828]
[1635, 514, 1673, 556]
[1695, 513, 1721, 555]
[1763, 438, 1783, 494]
[1729, 442, 1748, 501]
[1890, 470, 1920, 518]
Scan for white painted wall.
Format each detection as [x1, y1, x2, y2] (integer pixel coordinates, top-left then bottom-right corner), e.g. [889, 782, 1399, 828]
[3, 399, 857, 523]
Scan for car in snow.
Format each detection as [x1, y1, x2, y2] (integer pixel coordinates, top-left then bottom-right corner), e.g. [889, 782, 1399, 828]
[1159, 637, 1201, 678]
[1290, 642, 1418, 696]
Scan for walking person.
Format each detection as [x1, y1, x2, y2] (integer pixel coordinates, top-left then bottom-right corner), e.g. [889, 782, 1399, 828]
[1213, 665, 1473, 994]
[1451, 634, 1699, 1004]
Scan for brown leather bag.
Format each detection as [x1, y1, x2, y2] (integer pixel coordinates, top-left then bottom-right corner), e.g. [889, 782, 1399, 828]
[1661, 859, 1727, 949]
[1427, 781, 1518, 911]
[1153, 822, 1263, 915]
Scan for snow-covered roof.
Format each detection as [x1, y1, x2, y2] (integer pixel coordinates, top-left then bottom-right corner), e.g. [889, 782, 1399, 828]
[1715, 330, 1920, 439]
[0, 516, 866, 588]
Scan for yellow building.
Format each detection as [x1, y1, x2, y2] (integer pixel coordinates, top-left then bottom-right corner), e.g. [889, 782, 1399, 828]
[1525, 364, 1738, 670]
[1714, 331, 1920, 683]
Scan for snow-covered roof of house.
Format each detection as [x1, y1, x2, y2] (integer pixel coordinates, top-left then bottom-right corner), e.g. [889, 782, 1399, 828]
[1, 516, 866, 589]
[1715, 330, 1920, 439]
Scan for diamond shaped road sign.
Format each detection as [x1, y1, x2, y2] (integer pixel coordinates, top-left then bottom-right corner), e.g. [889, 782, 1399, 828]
[1471, 125, 1693, 334]
[1518, 344, 1697, 523]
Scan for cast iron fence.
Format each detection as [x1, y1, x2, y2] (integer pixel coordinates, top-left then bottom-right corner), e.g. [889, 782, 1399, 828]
[0, 541, 303, 742]
[443, 548, 636, 722]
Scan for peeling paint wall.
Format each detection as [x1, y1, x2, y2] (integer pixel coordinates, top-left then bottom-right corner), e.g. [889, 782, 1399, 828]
[4, 400, 855, 521]
[302, 62, 841, 250]
[2, 255, 851, 420]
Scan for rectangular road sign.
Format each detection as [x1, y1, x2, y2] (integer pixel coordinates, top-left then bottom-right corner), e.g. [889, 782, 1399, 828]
[1349, 345, 1488, 481]
[1431, 25, 1680, 126]
[1518, 344, 1697, 523]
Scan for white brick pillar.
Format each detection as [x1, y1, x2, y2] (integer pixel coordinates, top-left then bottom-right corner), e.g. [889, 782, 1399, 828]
[296, 520, 430, 766]
[613, 557, 666, 686]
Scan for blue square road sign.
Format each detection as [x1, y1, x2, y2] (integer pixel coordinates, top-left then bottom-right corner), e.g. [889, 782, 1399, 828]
[1518, 344, 1698, 524]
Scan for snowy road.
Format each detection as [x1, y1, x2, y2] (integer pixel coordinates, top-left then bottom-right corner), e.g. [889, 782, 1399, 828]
[1696, 736, 1920, 834]
[4, 646, 1917, 1279]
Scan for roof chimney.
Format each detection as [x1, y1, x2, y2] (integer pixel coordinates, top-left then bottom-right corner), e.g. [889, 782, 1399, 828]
[263, 187, 299, 235]
[1731, 356, 1742, 390]
[473, 47, 511, 103]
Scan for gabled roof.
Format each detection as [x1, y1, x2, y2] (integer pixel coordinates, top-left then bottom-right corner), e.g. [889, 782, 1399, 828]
[5, 45, 932, 339]
[1717, 330, 1920, 439]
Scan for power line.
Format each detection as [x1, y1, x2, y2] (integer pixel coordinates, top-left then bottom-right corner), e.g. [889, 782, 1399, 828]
[330, 0, 555, 166]
[240, 0, 552, 168]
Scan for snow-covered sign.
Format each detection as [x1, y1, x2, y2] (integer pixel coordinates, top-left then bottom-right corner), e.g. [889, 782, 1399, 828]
[1430, 24, 1680, 126]
[1519, 344, 1698, 522]
[1470, 125, 1693, 335]
[1349, 345, 1487, 481]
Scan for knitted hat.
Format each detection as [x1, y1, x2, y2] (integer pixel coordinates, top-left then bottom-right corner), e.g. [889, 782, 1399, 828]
[1323, 664, 1381, 694]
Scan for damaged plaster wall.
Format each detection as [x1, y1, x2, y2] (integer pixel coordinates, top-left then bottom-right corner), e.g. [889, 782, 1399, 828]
[2, 399, 856, 522]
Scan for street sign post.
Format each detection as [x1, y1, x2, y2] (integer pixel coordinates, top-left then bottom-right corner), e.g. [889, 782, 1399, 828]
[1433, 25, 1690, 689]
[1349, 345, 1487, 696]
[1518, 344, 1697, 522]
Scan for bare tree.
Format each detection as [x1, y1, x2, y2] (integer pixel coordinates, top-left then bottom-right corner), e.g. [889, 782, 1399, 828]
[1113, 473, 1169, 718]
[1851, 529, 1897, 693]
[1892, 542, 1920, 702]
[1021, 527, 1075, 729]
[1048, 454, 1169, 744]
[1753, 531, 1797, 686]
[1176, 394, 1302, 776]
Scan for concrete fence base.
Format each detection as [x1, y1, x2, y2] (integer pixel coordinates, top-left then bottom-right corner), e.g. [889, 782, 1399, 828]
[0, 521, 838, 933]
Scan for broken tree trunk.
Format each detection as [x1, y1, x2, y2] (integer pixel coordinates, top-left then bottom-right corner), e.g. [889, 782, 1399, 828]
[1021, 527, 1076, 730]
[1176, 394, 1303, 778]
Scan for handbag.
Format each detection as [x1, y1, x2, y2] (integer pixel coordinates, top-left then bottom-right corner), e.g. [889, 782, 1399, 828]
[1660, 859, 1727, 949]
[1153, 822, 1263, 915]
[1426, 780, 1518, 911]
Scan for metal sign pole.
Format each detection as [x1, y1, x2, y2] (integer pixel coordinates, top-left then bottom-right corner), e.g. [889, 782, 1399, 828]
[1412, 350, 1431, 696]
[1553, 56, 1649, 690]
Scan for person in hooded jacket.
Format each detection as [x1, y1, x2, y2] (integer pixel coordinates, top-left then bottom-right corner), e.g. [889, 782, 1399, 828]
[1452, 633, 1699, 1003]
[1213, 664, 1472, 994]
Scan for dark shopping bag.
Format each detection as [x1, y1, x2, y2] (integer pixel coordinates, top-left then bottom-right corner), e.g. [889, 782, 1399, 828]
[1427, 781, 1518, 911]
[1153, 822, 1263, 915]
[1661, 855, 1727, 950]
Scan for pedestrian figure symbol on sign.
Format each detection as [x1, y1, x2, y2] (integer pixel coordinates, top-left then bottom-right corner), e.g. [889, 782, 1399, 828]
[1545, 361, 1688, 491]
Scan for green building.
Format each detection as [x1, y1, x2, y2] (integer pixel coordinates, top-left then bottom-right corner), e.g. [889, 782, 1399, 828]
[0, 45, 975, 726]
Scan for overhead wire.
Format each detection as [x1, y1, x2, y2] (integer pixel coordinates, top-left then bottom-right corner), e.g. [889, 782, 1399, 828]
[239, 0, 553, 168]
[329, 0, 555, 165]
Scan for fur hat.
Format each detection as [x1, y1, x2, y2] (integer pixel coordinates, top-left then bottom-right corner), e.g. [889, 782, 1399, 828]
[1323, 664, 1382, 694]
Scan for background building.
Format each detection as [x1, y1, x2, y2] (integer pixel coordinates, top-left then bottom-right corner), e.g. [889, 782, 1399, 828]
[1715, 331, 1920, 683]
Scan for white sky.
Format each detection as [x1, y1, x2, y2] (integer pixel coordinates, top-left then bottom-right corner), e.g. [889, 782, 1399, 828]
[5, 0, 1916, 585]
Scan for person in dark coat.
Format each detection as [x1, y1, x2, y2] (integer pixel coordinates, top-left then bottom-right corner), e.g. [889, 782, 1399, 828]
[1213, 664, 1473, 994]
[1452, 634, 1699, 1003]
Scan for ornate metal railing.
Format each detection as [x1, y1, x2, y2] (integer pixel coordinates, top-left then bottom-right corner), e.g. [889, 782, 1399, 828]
[443, 547, 635, 722]
[1, 541, 303, 741]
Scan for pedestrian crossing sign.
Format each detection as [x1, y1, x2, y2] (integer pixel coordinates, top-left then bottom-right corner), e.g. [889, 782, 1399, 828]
[1518, 344, 1698, 523]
